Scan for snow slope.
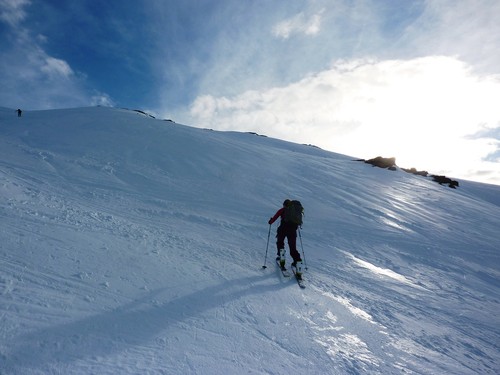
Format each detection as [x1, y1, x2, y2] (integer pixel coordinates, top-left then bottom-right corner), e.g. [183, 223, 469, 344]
[0, 106, 499, 374]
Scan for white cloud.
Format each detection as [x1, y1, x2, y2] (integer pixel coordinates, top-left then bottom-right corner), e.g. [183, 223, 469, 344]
[189, 56, 500, 184]
[400, 0, 500, 74]
[272, 9, 324, 39]
[0, 0, 112, 109]
[41, 57, 74, 78]
[91, 93, 115, 107]
[0, 0, 30, 26]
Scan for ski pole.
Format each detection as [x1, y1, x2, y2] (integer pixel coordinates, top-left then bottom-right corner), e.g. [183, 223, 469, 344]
[298, 227, 308, 270]
[262, 224, 272, 269]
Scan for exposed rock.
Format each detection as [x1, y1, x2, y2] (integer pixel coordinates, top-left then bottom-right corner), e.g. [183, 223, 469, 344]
[431, 175, 459, 188]
[364, 156, 397, 170]
[359, 157, 460, 189]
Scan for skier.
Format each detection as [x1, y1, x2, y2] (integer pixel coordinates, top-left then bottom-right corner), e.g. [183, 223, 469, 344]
[17, 109, 22, 117]
[268, 199, 303, 275]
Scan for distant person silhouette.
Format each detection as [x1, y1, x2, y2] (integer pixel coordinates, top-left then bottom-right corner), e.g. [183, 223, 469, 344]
[17, 109, 22, 117]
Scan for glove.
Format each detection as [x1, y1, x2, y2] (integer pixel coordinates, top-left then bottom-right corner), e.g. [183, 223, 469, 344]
[268, 218, 273, 225]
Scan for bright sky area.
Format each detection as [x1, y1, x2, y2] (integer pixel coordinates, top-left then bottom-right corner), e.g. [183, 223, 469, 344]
[1, 0, 499, 185]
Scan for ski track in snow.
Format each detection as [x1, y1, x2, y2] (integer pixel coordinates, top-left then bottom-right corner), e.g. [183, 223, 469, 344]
[0, 107, 499, 374]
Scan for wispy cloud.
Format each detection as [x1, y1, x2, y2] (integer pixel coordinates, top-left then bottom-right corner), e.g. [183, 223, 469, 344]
[272, 9, 325, 39]
[0, 0, 30, 26]
[0, 0, 109, 109]
[91, 93, 115, 107]
[40, 57, 74, 78]
[396, 0, 500, 74]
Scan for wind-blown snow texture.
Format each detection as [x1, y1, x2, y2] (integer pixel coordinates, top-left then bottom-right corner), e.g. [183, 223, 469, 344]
[0, 106, 499, 374]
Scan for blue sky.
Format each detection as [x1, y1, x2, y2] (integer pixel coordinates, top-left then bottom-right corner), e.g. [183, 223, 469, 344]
[1, 0, 499, 185]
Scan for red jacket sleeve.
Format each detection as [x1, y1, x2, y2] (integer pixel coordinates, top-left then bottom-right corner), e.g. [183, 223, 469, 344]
[269, 208, 284, 224]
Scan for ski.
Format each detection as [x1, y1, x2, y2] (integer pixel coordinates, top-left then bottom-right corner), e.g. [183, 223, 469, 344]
[276, 259, 291, 278]
[291, 265, 306, 288]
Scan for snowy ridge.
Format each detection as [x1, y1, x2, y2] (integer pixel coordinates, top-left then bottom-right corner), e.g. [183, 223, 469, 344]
[1, 106, 499, 374]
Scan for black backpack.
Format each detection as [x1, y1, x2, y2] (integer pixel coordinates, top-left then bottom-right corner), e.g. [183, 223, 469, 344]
[283, 200, 304, 226]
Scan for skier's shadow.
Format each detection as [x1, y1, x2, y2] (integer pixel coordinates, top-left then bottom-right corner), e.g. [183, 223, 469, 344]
[5, 272, 287, 371]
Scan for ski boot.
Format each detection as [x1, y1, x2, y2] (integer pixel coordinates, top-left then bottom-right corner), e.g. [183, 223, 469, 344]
[293, 260, 303, 279]
[278, 248, 286, 268]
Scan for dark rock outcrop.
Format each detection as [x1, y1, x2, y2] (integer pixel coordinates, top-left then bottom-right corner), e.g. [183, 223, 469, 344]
[431, 175, 459, 188]
[364, 156, 397, 171]
[359, 157, 460, 189]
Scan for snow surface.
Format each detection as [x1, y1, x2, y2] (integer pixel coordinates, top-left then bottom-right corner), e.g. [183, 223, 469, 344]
[0, 106, 499, 374]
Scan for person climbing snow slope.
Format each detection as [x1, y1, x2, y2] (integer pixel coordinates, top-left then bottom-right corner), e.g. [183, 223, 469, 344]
[268, 199, 304, 277]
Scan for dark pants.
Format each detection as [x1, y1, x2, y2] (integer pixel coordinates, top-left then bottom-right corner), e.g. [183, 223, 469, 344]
[276, 223, 301, 262]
